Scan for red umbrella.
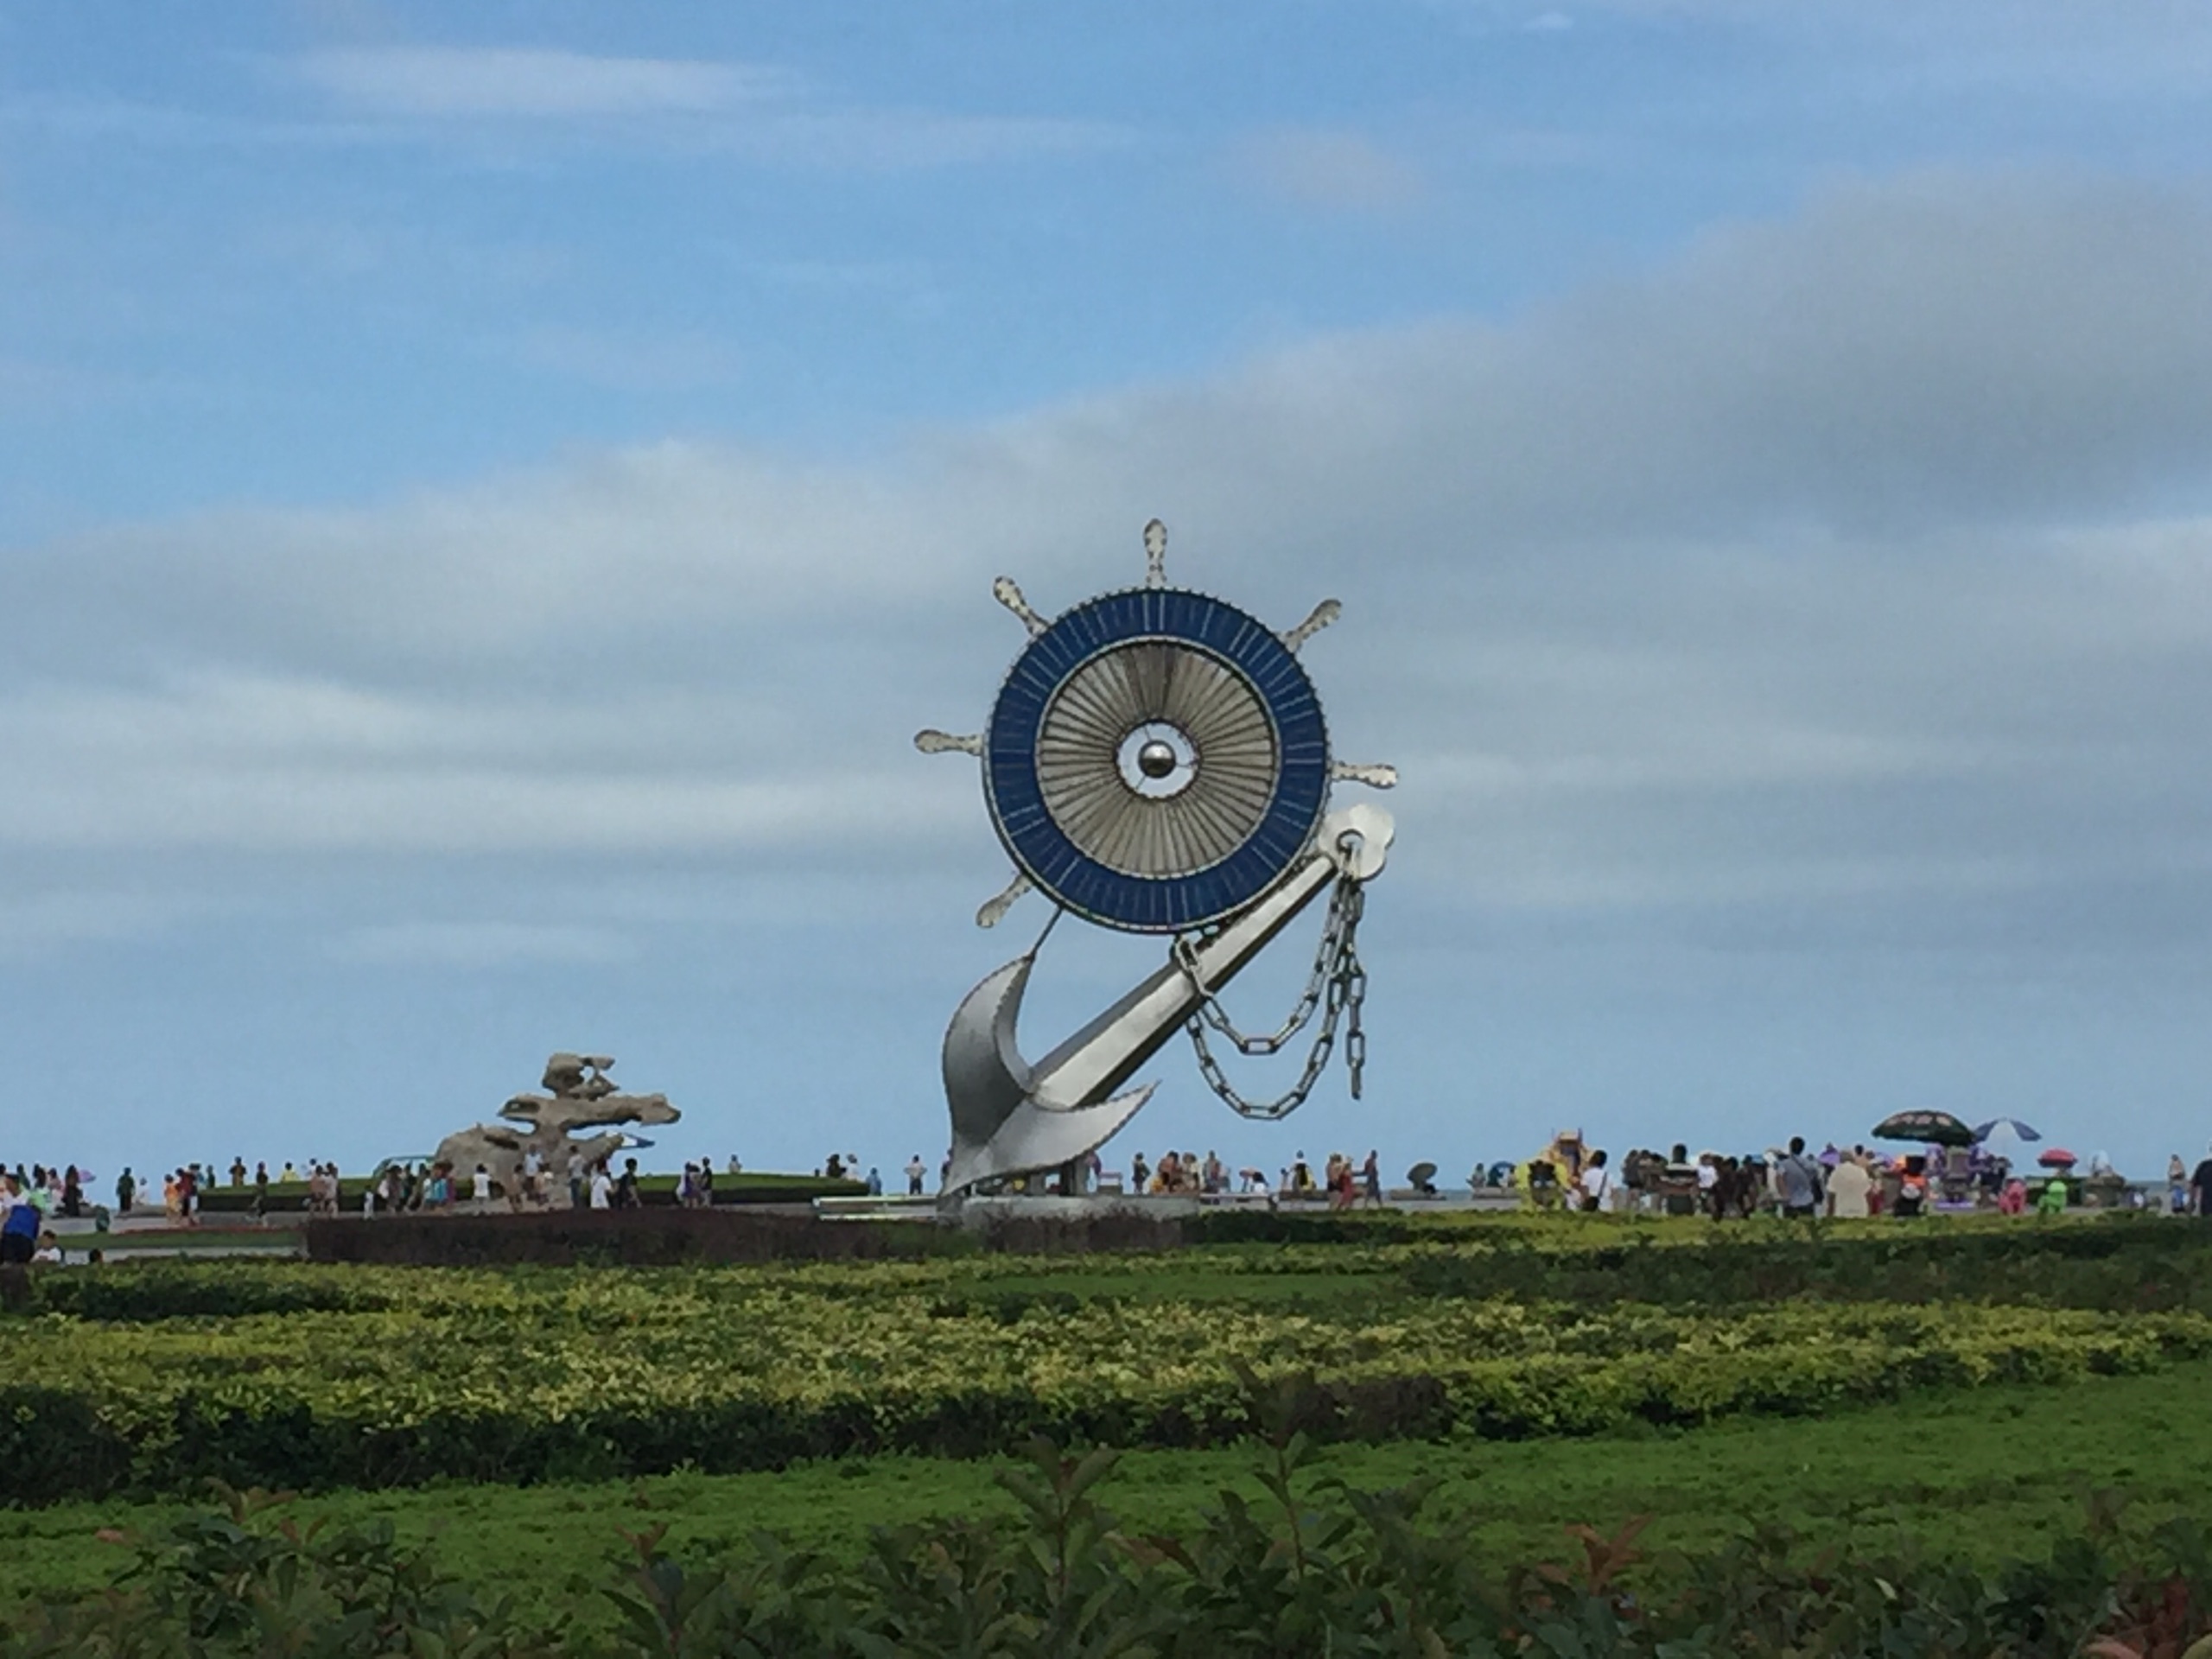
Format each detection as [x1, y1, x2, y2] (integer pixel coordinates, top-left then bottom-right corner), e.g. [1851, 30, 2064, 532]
[2037, 1147, 2078, 1168]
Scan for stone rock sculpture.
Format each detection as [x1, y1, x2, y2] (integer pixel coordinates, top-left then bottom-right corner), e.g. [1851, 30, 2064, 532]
[430, 1053, 677, 1203]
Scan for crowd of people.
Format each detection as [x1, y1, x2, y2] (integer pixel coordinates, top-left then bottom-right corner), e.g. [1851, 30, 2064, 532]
[1111, 1147, 1386, 1207]
[6, 1136, 2211, 1253]
[1485, 1136, 2212, 1220]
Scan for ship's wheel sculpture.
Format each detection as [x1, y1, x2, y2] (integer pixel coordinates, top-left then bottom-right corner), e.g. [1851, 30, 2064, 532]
[917, 521, 1398, 1197]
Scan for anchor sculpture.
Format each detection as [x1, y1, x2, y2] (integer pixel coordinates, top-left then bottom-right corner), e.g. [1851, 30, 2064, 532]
[918, 521, 1396, 1198]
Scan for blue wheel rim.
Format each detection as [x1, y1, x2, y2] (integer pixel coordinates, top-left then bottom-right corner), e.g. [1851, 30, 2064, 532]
[984, 588, 1330, 932]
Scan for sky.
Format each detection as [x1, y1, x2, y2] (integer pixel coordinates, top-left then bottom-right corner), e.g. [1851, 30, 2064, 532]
[7, 1, 2212, 1186]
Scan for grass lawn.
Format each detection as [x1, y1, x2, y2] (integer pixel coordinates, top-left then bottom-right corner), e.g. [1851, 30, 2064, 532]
[6, 1359, 2207, 1630]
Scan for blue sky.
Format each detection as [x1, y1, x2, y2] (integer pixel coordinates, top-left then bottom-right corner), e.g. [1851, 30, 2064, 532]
[8, 1, 2212, 1185]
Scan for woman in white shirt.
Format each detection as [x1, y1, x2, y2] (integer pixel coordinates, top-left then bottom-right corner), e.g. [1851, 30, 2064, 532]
[1580, 1150, 1612, 1213]
[1826, 1156, 1873, 1218]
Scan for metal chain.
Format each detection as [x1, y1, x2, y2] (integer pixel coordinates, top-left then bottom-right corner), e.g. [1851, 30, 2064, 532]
[1173, 879, 1352, 1056]
[1181, 874, 1368, 1120]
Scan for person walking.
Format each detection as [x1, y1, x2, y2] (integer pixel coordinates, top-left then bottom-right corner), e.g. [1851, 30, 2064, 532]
[2192, 1143, 2212, 1219]
[115, 1166, 136, 1215]
[1777, 1137, 1823, 1219]
[1361, 1149, 1382, 1207]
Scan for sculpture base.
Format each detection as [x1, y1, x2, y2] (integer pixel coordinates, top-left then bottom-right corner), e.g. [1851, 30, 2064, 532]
[947, 1192, 1205, 1227]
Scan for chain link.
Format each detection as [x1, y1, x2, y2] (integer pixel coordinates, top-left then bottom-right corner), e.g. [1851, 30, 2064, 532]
[1181, 872, 1369, 1120]
[1173, 877, 1351, 1056]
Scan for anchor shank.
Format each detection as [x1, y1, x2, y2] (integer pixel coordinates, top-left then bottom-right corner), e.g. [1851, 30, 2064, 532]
[1028, 851, 1341, 1109]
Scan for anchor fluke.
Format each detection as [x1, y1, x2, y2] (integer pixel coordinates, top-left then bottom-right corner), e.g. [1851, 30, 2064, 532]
[940, 952, 1155, 1195]
[938, 808, 1393, 1198]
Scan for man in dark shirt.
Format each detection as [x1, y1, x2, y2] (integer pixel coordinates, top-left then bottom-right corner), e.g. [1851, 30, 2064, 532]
[2192, 1145, 2212, 1218]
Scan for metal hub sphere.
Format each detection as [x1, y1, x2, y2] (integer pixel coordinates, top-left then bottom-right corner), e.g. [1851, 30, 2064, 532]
[1135, 739, 1179, 780]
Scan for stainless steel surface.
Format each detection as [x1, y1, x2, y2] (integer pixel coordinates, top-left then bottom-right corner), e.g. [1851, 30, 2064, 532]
[1280, 598, 1342, 652]
[914, 728, 985, 755]
[1181, 804, 1387, 1118]
[1331, 760, 1399, 790]
[941, 807, 1393, 1195]
[993, 575, 1050, 635]
[926, 520, 1398, 1195]
[1035, 640, 1279, 878]
[975, 870, 1033, 929]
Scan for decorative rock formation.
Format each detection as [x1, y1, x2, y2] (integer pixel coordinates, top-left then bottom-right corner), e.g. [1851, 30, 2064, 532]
[431, 1054, 677, 1203]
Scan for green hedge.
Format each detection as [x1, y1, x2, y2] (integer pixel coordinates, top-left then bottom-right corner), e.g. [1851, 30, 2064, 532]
[7, 1252, 2210, 1504]
[1391, 1217, 2212, 1313]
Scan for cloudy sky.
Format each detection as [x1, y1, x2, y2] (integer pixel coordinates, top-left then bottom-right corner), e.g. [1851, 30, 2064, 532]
[7, 1, 2212, 1185]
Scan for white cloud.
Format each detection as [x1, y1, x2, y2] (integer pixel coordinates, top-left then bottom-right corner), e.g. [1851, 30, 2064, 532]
[334, 920, 631, 967]
[10, 169, 2212, 953]
[4, 48, 1124, 173]
[0, 891, 200, 958]
[290, 47, 796, 118]
[273, 44, 1124, 168]
[0, 672, 963, 854]
[509, 326, 745, 392]
[1227, 128, 1428, 212]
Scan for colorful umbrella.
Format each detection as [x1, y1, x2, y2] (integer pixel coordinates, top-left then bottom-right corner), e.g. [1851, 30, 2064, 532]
[2037, 1147, 2079, 1168]
[1974, 1117, 2043, 1142]
[1872, 1109, 1977, 1148]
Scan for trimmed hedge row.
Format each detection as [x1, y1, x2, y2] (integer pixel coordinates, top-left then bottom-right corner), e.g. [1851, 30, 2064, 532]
[5, 1291, 2206, 1503]
[1394, 1218, 2212, 1313]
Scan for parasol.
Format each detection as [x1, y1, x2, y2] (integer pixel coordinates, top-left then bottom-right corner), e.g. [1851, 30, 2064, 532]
[2036, 1147, 2079, 1169]
[1974, 1117, 2042, 1143]
[1872, 1109, 1976, 1148]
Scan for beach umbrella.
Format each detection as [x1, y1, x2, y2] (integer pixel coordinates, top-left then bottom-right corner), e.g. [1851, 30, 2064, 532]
[1407, 1161, 1438, 1186]
[2037, 1147, 2079, 1168]
[1872, 1109, 1976, 1148]
[1974, 1117, 2043, 1142]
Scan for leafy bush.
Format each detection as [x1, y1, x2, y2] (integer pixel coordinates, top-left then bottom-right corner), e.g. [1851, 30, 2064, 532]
[7, 1249, 2212, 1503]
[1394, 1217, 2212, 1313]
[9, 1436, 2212, 1658]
